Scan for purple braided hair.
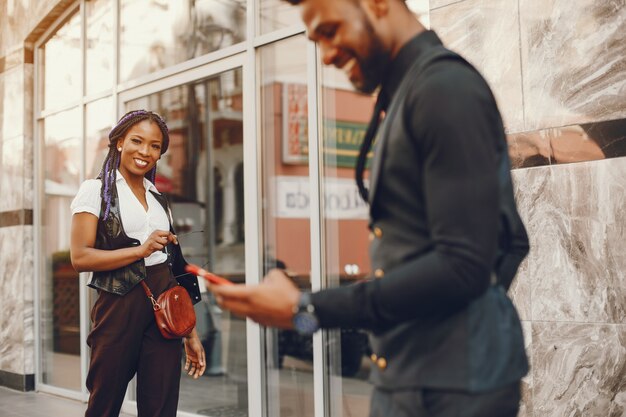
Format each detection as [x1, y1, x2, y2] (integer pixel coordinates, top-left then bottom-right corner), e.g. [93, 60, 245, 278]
[102, 157, 112, 220]
[148, 166, 157, 184]
[97, 110, 170, 221]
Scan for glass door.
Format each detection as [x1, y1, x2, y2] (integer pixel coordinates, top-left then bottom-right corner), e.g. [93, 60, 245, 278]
[39, 107, 83, 392]
[257, 34, 316, 417]
[36, 6, 84, 395]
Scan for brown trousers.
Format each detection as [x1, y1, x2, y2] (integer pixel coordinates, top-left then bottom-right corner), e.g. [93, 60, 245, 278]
[85, 263, 182, 417]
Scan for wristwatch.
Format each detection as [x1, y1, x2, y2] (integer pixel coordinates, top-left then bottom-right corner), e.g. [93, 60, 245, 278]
[292, 292, 320, 335]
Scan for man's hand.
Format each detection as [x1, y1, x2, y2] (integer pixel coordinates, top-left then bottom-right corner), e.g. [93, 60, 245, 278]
[209, 269, 300, 329]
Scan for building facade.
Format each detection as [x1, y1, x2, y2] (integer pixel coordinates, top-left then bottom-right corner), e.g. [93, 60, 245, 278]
[0, 0, 624, 416]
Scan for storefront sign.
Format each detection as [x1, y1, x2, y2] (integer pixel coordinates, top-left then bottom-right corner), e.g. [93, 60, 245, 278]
[274, 176, 369, 219]
[322, 120, 373, 168]
[283, 83, 309, 164]
[282, 83, 372, 168]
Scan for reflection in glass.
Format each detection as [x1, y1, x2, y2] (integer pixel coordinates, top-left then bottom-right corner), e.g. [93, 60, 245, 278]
[41, 194, 82, 390]
[44, 108, 81, 192]
[41, 107, 82, 390]
[127, 68, 247, 415]
[85, 97, 113, 179]
[120, 0, 246, 82]
[86, 0, 114, 95]
[320, 64, 374, 417]
[259, 0, 301, 35]
[259, 35, 314, 417]
[43, 11, 80, 110]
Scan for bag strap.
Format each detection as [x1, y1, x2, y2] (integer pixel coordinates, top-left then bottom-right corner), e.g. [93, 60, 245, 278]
[140, 280, 161, 311]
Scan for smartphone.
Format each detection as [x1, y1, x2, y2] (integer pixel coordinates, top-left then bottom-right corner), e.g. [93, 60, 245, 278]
[185, 264, 234, 286]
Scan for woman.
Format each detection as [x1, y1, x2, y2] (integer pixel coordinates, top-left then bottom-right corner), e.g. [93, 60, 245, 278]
[70, 110, 206, 417]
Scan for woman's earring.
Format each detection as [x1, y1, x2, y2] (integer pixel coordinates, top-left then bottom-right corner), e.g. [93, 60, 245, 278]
[117, 147, 122, 151]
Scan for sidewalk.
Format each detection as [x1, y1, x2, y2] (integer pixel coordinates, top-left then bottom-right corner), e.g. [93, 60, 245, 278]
[0, 387, 132, 417]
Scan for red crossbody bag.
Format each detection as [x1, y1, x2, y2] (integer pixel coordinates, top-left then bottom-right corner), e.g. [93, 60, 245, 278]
[140, 280, 196, 339]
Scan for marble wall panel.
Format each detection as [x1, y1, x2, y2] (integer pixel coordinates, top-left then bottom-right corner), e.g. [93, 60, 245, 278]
[430, 0, 466, 10]
[518, 321, 533, 417]
[508, 248, 531, 321]
[2, 66, 24, 139]
[1, 1, 26, 59]
[0, 135, 25, 213]
[532, 322, 626, 417]
[513, 158, 626, 324]
[509, 168, 532, 320]
[430, 0, 524, 132]
[0, 0, 9, 57]
[23, 64, 33, 136]
[0, 226, 26, 375]
[22, 225, 35, 375]
[2, 0, 54, 54]
[508, 178, 539, 324]
[520, 0, 626, 131]
[23, 64, 34, 210]
[0, 71, 4, 142]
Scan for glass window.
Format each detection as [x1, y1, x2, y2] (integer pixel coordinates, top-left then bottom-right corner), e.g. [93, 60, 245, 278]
[119, 0, 247, 82]
[85, 97, 114, 179]
[127, 68, 247, 416]
[259, 0, 301, 35]
[86, 0, 114, 95]
[40, 107, 82, 390]
[259, 35, 314, 417]
[44, 108, 81, 192]
[42, 11, 81, 110]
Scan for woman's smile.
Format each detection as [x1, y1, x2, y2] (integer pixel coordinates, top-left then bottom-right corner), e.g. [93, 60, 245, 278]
[133, 158, 149, 168]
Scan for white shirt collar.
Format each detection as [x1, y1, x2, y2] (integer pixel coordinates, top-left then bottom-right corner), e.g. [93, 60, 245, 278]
[115, 169, 161, 195]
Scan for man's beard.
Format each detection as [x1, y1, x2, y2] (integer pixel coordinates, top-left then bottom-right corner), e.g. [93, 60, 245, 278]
[351, 25, 390, 94]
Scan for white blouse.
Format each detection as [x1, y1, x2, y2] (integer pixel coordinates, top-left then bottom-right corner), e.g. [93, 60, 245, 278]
[70, 171, 170, 266]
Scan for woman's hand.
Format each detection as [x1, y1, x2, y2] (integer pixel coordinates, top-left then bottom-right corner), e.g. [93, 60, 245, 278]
[137, 230, 178, 258]
[183, 329, 206, 379]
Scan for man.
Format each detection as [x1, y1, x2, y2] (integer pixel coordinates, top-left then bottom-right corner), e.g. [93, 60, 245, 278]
[211, 0, 530, 415]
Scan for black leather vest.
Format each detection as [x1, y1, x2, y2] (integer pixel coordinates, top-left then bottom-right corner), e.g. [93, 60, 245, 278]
[89, 183, 201, 304]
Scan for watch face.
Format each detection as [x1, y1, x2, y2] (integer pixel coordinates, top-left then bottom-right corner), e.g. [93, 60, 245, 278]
[293, 312, 319, 335]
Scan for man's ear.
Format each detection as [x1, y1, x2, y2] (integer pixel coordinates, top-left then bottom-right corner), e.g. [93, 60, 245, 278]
[364, 0, 390, 18]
